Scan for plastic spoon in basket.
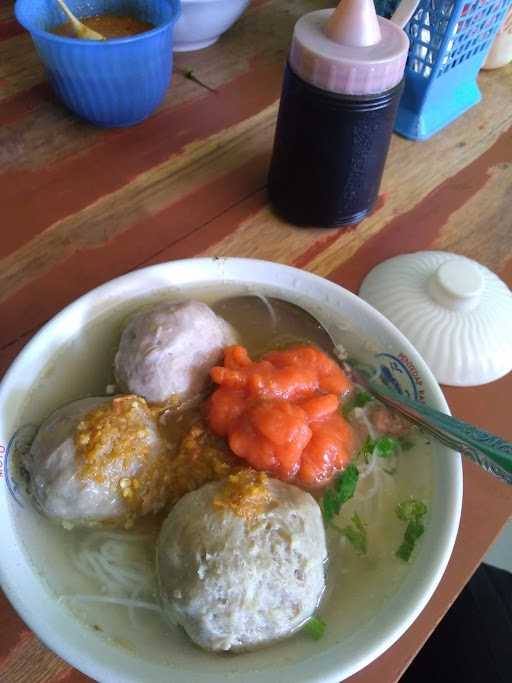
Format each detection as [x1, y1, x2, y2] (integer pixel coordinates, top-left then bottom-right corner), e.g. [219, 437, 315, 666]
[214, 295, 512, 485]
[390, 0, 421, 28]
[54, 0, 106, 40]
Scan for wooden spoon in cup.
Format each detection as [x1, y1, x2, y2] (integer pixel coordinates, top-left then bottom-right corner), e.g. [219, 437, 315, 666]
[55, 0, 106, 40]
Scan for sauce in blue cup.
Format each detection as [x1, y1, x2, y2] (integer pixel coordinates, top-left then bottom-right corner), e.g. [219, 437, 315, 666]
[15, 0, 181, 127]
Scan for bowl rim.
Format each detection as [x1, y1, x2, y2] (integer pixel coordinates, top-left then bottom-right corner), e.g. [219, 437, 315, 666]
[14, 0, 181, 46]
[0, 257, 463, 683]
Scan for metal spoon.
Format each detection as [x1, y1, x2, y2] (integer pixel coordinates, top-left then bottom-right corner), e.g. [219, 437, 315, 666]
[214, 295, 512, 485]
[55, 0, 106, 41]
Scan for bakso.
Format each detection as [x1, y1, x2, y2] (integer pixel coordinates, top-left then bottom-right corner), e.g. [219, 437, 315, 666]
[114, 301, 237, 403]
[157, 474, 327, 652]
[26, 395, 170, 527]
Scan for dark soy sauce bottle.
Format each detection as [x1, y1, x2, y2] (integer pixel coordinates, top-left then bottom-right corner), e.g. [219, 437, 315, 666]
[268, 0, 409, 228]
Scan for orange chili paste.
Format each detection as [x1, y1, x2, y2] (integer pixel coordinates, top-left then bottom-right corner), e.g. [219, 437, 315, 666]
[52, 15, 154, 40]
[205, 345, 356, 486]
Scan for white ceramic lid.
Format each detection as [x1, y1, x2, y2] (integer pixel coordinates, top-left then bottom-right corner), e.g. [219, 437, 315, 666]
[359, 251, 512, 386]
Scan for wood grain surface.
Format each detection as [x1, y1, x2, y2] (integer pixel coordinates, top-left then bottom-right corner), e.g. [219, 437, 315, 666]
[1, 0, 512, 681]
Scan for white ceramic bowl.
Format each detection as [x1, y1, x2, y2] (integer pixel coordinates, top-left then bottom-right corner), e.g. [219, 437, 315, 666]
[0, 258, 462, 683]
[173, 0, 250, 51]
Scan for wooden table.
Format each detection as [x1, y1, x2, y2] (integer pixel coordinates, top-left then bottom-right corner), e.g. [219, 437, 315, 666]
[1, 1, 511, 681]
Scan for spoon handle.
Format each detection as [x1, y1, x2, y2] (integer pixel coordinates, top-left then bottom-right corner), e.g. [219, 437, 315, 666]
[357, 373, 512, 485]
[54, 0, 105, 40]
[55, 0, 80, 27]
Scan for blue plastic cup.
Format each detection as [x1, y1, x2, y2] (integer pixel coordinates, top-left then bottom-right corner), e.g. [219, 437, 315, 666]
[15, 0, 181, 127]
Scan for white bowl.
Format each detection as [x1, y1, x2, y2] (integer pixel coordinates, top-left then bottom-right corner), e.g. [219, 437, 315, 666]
[173, 0, 250, 51]
[0, 258, 462, 683]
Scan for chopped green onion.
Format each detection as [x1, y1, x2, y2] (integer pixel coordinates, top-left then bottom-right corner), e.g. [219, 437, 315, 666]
[303, 616, 326, 640]
[357, 435, 401, 463]
[322, 464, 359, 522]
[396, 520, 425, 562]
[395, 499, 428, 562]
[322, 488, 339, 523]
[396, 499, 428, 522]
[374, 435, 399, 458]
[335, 513, 367, 555]
[334, 463, 359, 501]
[342, 390, 373, 417]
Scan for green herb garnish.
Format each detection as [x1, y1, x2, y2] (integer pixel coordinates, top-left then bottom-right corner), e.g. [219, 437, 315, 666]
[397, 499, 428, 522]
[334, 513, 367, 555]
[303, 616, 326, 640]
[342, 390, 373, 417]
[322, 464, 359, 522]
[395, 499, 428, 562]
[357, 435, 400, 463]
[374, 435, 399, 458]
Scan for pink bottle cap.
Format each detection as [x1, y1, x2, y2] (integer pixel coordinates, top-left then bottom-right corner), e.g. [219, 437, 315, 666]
[290, 0, 409, 96]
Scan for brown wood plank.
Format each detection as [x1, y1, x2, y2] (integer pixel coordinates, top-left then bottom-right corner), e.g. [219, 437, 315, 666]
[324, 125, 512, 291]
[0, 19, 24, 42]
[0, 58, 281, 260]
[1, 70, 510, 352]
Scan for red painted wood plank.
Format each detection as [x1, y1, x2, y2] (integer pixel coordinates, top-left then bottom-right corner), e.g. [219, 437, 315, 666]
[0, 19, 24, 41]
[1, 126, 510, 359]
[0, 83, 54, 127]
[292, 195, 387, 269]
[0, 155, 268, 351]
[0, 592, 32, 666]
[0, 57, 282, 260]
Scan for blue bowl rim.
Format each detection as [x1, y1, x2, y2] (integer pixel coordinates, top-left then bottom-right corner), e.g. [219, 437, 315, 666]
[14, 0, 181, 46]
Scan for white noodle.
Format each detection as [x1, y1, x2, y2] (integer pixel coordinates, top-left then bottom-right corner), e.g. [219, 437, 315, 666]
[68, 530, 158, 615]
[357, 451, 378, 481]
[353, 406, 378, 440]
[356, 469, 382, 504]
[73, 531, 156, 608]
[341, 402, 399, 523]
[129, 588, 143, 627]
[62, 595, 161, 613]
[251, 292, 278, 329]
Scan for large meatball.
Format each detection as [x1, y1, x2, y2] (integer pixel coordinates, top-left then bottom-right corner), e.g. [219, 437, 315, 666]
[26, 395, 170, 527]
[114, 300, 237, 404]
[157, 478, 327, 652]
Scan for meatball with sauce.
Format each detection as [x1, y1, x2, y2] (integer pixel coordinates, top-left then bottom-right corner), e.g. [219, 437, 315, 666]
[25, 395, 170, 528]
[157, 475, 327, 652]
[114, 301, 237, 404]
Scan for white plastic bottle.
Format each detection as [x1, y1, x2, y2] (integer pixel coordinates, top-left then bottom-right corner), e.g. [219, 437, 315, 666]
[482, 8, 512, 70]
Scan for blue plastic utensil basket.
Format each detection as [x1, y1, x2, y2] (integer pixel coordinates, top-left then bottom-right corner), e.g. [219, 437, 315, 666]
[375, 0, 511, 140]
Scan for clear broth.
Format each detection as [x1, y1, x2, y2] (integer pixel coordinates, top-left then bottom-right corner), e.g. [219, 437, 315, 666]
[13, 284, 432, 665]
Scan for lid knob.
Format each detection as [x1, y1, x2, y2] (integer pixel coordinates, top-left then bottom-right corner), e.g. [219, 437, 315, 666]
[325, 0, 382, 48]
[429, 259, 484, 311]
